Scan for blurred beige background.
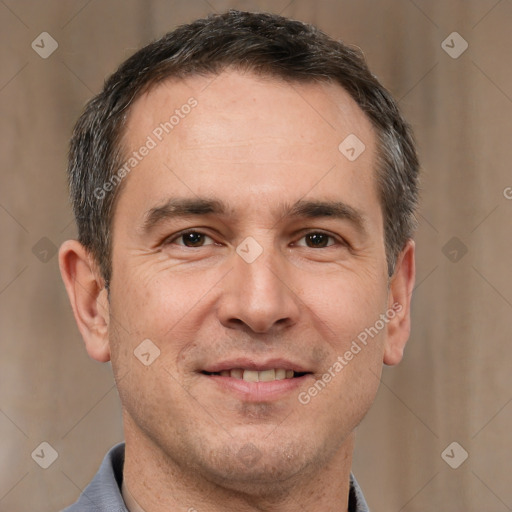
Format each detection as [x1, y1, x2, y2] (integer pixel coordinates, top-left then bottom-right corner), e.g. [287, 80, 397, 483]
[1, 1, 511, 511]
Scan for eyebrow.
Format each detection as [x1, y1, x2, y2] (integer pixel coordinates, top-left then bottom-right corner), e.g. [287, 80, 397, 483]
[141, 197, 368, 236]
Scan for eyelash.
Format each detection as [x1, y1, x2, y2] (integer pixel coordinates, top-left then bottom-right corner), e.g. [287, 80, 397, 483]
[163, 229, 347, 249]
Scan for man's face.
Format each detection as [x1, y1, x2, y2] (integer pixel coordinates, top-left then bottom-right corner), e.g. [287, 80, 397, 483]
[108, 70, 392, 487]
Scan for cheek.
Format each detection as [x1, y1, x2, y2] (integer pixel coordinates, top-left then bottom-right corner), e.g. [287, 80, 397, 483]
[110, 258, 184, 332]
[108, 260, 224, 367]
[300, 266, 388, 344]
[300, 267, 388, 401]
[298, 267, 387, 416]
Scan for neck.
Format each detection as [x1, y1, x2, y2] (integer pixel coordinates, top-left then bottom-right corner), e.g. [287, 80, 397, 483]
[122, 415, 355, 512]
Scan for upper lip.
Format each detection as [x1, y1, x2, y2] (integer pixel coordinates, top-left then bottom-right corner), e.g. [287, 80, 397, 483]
[201, 358, 312, 373]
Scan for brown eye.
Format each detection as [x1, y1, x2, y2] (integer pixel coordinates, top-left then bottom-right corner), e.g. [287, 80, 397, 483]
[166, 231, 215, 247]
[295, 232, 338, 248]
[305, 233, 331, 248]
[181, 232, 205, 247]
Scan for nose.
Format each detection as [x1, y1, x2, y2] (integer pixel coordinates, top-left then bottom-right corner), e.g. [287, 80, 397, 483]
[217, 245, 301, 334]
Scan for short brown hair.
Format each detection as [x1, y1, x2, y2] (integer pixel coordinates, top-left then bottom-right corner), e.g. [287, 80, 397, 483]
[68, 9, 419, 287]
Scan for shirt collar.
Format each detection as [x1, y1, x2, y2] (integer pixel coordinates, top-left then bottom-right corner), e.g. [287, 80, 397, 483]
[349, 472, 370, 512]
[66, 443, 369, 512]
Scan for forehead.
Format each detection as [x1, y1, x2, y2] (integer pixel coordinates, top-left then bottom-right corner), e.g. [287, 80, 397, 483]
[125, 70, 374, 151]
[115, 70, 380, 231]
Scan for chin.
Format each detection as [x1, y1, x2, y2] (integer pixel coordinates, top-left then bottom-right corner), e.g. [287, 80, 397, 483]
[185, 434, 329, 494]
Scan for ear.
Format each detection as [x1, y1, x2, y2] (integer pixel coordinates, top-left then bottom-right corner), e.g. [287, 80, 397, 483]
[58, 240, 111, 362]
[383, 239, 416, 366]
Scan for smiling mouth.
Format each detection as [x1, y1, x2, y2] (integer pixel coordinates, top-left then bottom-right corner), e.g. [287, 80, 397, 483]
[201, 369, 311, 382]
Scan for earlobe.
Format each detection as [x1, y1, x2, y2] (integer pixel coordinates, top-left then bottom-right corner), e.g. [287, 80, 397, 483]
[58, 240, 111, 363]
[383, 239, 416, 366]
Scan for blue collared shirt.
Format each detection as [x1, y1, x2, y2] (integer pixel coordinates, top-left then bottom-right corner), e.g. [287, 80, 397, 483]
[62, 442, 370, 511]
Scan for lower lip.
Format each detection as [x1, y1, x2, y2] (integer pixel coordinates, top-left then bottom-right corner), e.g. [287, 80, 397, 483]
[201, 373, 312, 402]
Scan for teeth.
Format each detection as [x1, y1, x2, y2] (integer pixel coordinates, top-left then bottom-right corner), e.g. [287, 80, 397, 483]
[275, 369, 286, 380]
[258, 369, 275, 382]
[243, 370, 259, 382]
[230, 368, 243, 379]
[215, 368, 297, 381]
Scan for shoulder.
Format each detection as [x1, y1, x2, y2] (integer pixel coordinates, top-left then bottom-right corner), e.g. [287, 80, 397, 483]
[60, 442, 127, 512]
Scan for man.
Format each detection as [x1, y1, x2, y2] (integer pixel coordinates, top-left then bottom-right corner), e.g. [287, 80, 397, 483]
[59, 9, 418, 512]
